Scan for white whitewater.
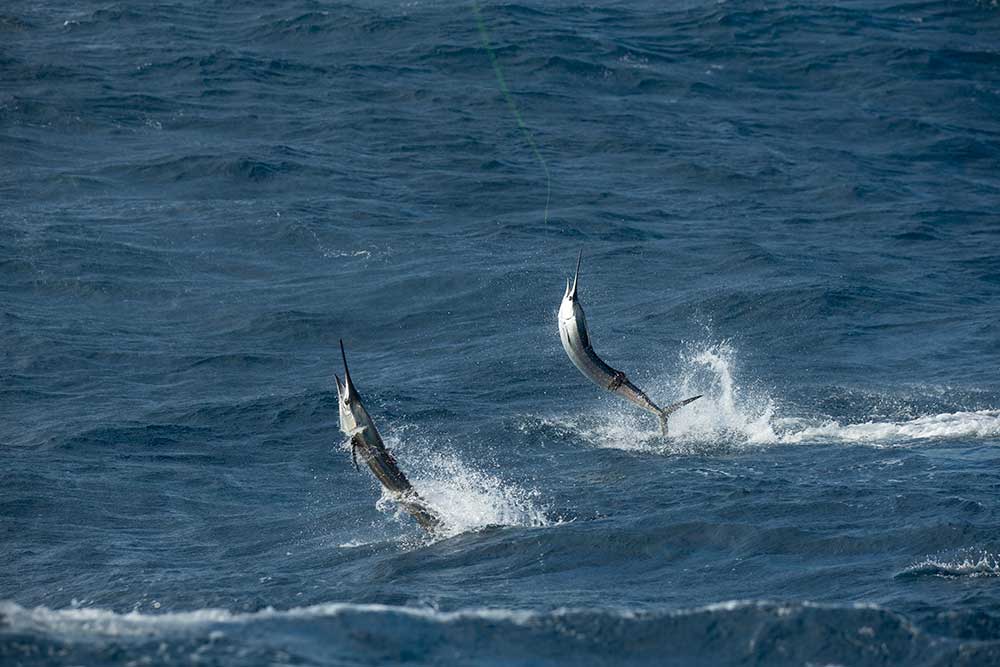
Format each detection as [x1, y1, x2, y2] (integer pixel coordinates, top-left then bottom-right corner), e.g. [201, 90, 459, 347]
[531, 342, 1000, 451]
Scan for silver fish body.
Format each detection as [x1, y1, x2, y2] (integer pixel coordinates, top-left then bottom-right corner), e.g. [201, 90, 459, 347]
[335, 341, 441, 532]
[557, 252, 701, 435]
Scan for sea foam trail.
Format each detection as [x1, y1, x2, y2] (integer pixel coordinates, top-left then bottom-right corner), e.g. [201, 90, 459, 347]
[531, 343, 1000, 451]
[774, 410, 1000, 444]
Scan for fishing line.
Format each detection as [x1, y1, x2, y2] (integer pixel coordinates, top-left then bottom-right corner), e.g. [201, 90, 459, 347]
[472, 1, 551, 223]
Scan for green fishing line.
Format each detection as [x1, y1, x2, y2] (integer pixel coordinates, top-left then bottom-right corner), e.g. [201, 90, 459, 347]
[472, 1, 551, 223]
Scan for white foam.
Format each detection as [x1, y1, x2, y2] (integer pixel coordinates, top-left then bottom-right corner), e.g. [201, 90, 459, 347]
[0, 600, 537, 640]
[900, 551, 1000, 578]
[775, 410, 1000, 444]
[527, 342, 778, 453]
[322, 248, 372, 259]
[337, 539, 374, 549]
[528, 342, 1000, 450]
[0, 598, 897, 641]
[375, 434, 552, 539]
[668, 343, 779, 445]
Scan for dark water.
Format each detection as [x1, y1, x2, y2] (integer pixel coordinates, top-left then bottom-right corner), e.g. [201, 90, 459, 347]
[3, 0, 1000, 664]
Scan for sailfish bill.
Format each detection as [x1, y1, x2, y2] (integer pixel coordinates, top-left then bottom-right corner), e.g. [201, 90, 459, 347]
[335, 340, 441, 532]
[557, 251, 701, 436]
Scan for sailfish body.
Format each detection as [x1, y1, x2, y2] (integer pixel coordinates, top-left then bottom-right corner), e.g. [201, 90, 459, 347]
[557, 252, 701, 435]
[335, 341, 441, 532]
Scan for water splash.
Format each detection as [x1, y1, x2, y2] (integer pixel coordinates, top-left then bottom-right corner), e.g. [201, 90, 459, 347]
[376, 433, 551, 539]
[897, 549, 1000, 579]
[405, 452, 549, 537]
[527, 342, 778, 454]
[529, 341, 1000, 451]
[668, 342, 778, 445]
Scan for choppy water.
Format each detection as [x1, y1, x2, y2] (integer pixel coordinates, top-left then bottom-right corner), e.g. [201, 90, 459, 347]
[3, 0, 1000, 665]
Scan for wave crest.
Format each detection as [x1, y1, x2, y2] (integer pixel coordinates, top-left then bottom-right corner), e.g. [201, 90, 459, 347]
[898, 550, 1000, 579]
[7, 598, 991, 665]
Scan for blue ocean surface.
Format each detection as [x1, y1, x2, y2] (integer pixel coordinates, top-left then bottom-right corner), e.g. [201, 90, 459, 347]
[3, 0, 1000, 664]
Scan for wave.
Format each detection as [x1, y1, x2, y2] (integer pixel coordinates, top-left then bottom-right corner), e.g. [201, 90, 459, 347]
[2, 599, 993, 665]
[524, 342, 1000, 452]
[222, 310, 347, 345]
[898, 550, 1000, 579]
[0, 598, 859, 637]
[102, 154, 335, 185]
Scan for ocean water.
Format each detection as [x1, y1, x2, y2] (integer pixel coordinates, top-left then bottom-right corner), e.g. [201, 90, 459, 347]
[3, 0, 1000, 664]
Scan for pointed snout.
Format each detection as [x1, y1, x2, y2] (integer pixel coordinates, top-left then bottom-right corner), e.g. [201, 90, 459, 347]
[565, 249, 582, 301]
[338, 339, 356, 402]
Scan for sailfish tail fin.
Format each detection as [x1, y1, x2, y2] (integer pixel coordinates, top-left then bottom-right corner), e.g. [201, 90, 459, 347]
[658, 394, 703, 436]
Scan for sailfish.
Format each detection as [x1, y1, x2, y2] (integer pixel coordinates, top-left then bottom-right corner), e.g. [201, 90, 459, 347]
[335, 341, 441, 532]
[557, 252, 701, 435]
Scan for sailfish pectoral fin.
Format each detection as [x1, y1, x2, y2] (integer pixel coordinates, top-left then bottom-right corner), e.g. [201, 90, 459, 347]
[346, 427, 366, 472]
[607, 370, 626, 391]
